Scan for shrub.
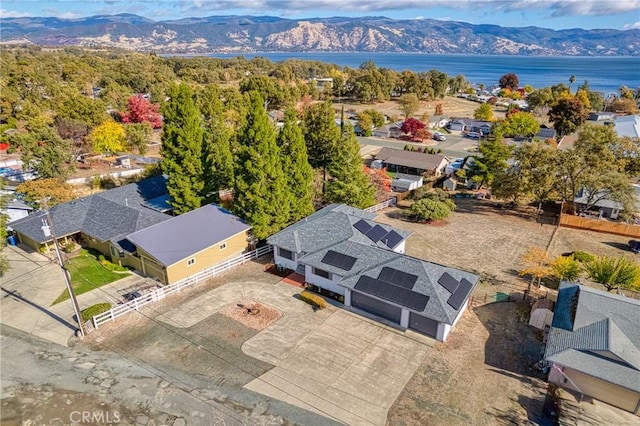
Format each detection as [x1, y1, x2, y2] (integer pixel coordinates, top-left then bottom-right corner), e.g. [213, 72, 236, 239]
[551, 256, 582, 281]
[572, 251, 595, 263]
[409, 198, 456, 222]
[81, 303, 111, 322]
[62, 241, 76, 253]
[299, 290, 327, 309]
[98, 254, 106, 262]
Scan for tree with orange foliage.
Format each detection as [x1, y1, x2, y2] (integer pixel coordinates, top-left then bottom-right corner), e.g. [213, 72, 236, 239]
[519, 247, 551, 294]
[364, 165, 392, 199]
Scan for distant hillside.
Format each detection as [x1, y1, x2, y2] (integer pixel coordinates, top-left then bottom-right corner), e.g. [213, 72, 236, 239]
[2, 14, 639, 56]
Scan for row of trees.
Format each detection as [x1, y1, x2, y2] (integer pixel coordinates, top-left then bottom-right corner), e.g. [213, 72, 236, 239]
[160, 84, 375, 238]
[468, 124, 639, 219]
[520, 247, 640, 293]
[1, 47, 467, 128]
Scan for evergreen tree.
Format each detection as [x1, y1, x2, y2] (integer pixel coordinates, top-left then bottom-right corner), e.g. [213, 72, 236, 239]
[302, 101, 341, 183]
[325, 124, 376, 208]
[198, 84, 235, 197]
[161, 83, 204, 214]
[277, 108, 315, 222]
[233, 91, 290, 239]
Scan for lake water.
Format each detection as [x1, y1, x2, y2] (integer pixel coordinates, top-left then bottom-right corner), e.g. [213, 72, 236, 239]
[206, 52, 640, 94]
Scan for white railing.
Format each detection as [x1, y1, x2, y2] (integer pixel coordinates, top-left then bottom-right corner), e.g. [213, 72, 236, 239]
[92, 245, 273, 328]
[364, 196, 397, 213]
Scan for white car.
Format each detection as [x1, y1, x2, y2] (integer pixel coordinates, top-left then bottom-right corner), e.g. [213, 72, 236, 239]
[433, 132, 446, 141]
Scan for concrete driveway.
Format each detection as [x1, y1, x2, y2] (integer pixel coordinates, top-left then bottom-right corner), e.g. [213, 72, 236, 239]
[1, 244, 156, 346]
[158, 279, 432, 425]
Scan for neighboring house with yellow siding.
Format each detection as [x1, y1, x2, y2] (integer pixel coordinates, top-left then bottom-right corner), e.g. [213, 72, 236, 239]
[126, 203, 251, 284]
[9, 175, 251, 285]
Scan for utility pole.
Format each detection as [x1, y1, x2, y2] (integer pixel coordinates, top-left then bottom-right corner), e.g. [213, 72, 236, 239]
[41, 199, 84, 337]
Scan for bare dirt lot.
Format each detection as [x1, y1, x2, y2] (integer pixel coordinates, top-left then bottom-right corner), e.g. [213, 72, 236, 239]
[388, 302, 548, 426]
[342, 96, 505, 121]
[374, 198, 635, 295]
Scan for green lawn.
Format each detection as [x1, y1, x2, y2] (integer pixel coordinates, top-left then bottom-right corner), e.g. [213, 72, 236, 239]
[52, 254, 130, 305]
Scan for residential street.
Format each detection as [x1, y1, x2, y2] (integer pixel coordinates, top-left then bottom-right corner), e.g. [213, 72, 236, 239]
[0, 325, 279, 426]
[0, 244, 157, 347]
[357, 132, 478, 159]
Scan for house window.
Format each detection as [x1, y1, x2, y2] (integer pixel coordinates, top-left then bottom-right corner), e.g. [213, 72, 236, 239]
[279, 248, 294, 260]
[219, 242, 227, 250]
[313, 267, 330, 279]
[187, 258, 196, 266]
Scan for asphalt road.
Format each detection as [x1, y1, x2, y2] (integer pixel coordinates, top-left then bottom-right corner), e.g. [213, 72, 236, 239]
[357, 132, 480, 159]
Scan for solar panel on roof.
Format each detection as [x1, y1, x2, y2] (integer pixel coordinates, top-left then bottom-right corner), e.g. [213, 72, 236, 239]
[382, 230, 403, 249]
[353, 219, 373, 235]
[355, 275, 429, 311]
[438, 272, 460, 293]
[366, 225, 388, 243]
[378, 267, 418, 289]
[321, 250, 357, 271]
[447, 278, 474, 310]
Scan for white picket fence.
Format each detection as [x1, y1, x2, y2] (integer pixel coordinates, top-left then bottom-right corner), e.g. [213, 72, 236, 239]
[364, 196, 397, 213]
[92, 245, 273, 328]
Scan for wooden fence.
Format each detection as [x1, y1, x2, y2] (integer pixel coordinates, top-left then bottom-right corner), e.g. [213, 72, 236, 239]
[92, 245, 273, 329]
[559, 213, 640, 238]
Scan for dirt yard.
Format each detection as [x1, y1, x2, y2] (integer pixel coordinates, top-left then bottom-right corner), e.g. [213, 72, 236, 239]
[342, 95, 504, 121]
[374, 199, 635, 295]
[388, 302, 548, 425]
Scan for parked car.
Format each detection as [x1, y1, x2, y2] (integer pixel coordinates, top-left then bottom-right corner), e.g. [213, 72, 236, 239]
[629, 240, 640, 254]
[433, 134, 446, 141]
[465, 131, 481, 139]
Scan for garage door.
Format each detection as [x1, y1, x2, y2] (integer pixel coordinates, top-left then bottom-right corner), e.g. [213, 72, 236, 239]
[352, 291, 402, 324]
[409, 312, 439, 338]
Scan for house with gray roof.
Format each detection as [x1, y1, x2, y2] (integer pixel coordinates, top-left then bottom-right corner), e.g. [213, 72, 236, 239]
[126, 203, 251, 284]
[375, 147, 448, 178]
[267, 204, 479, 341]
[544, 282, 640, 414]
[9, 175, 171, 260]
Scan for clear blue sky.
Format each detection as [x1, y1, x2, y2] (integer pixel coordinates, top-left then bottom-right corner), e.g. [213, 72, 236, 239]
[2, 1, 639, 31]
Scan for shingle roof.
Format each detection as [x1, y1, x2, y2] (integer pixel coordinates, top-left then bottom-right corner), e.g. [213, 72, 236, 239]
[127, 203, 250, 266]
[267, 204, 409, 254]
[269, 204, 479, 324]
[9, 175, 170, 244]
[337, 254, 479, 323]
[544, 282, 640, 391]
[375, 147, 447, 171]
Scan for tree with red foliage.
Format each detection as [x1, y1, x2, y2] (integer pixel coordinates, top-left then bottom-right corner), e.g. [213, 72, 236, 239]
[401, 117, 425, 136]
[414, 128, 433, 142]
[120, 95, 162, 129]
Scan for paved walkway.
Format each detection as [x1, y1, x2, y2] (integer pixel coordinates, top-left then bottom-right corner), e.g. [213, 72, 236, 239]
[1, 244, 154, 346]
[158, 279, 432, 425]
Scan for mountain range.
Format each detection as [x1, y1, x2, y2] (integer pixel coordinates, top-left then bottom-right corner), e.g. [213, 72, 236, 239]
[2, 14, 639, 56]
